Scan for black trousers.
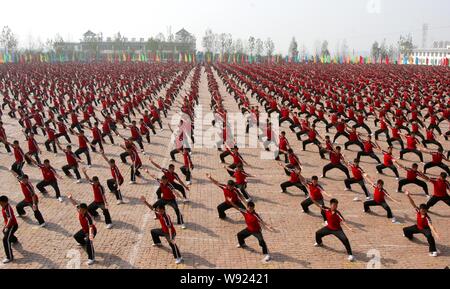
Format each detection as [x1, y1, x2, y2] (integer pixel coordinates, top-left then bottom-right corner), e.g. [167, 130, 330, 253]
[387, 137, 404, 150]
[303, 139, 321, 151]
[3, 225, 18, 260]
[74, 228, 96, 260]
[376, 164, 400, 178]
[353, 123, 372, 134]
[423, 139, 443, 151]
[55, 132, 71, 143]
[333, 131, 350, 143]
[237, 229, 268, 254]
[323, 163, 350, 179]
[236, 183, 251, 199]
[398, 179, 428, 195]
[131, 136, 144, 150]
[217, 201, 245, 219]
[88, 201, 112, 224]
[423, 162, 450, 175]
[344, 140, 364, 151]
[16, 200, 45, 224]
[219, 150, 231, 163]
[356, 151, 381, 164]
[107, 179, 123, 201]
[170, 182, 187, 199]
[403, 225, 436, 252]
[1, 141, 11, 153]
[44, 139, 57, 153]
[315, 227, 352, 255]
[62, 164, 81, 180]
[151, 229, 181, 259]
[11, 161, 25, 177]
[36, 179, 61, 198]
[301, 198, 324, 216]
[344, 178, 369, 197]
[120, 151, 130, 164]
[374, 128, 389, 140]
[364, 200, 393, 218]
[275, 151, 289, 163]
[75, 147, 91, 166]
[90, 139, 104, 152]
[130, 164, 142, 182]
[426, 195, 450, 209]
[170, 149, 181, 161]
[153, 199, 184, 225]
[180, 166, 191, 182]
[400, 149, 423, 162]
[281, 181, 308, 196]
[101, 132, 115, 144]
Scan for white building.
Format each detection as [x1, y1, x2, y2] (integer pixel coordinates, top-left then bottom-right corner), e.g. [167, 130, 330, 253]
[410, 43, 450, 65]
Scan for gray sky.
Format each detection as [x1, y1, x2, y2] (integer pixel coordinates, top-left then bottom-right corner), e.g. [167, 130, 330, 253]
[1, 0, 450, 55]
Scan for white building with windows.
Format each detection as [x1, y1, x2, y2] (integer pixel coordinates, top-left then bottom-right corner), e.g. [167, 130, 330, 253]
[409, 41, 450, 65]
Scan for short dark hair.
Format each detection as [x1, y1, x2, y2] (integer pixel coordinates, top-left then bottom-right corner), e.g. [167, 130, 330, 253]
[0, 195, 8, 203]
[330, 199, 339, 205]
[419, 204, 428, 210]
[311, 176, 319, 181]
[79, 203, 88, 209]
[227, 180, 236, 187]
[247, 201, 255, 208]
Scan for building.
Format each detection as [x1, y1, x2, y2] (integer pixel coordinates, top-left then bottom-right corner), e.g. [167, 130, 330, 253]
[409, 41, 450, 65]
[54, 29, 196, 55]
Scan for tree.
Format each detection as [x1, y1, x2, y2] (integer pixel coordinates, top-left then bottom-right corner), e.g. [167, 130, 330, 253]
[265, 38, 275, 57]
[321, 40, 330, 57]
[299, 44, 308, 60]
[217, 33, 232, 55]
[398, 33, 415, 56]
[371, 41, 380, 60]
[146, 37, 159, 52]
[248, 36, 256, 56]
[288, 37, 298, 59]
[341, 39, 349, 58]
[255, 38, 264, 57]
[234, 38, 244, 54]
[202, 29, 215, 53]
[112, 32, 124, 52]
[379, 39, 388, 59]
[155, 33, 166, 43]
[0, 26, 18, 52]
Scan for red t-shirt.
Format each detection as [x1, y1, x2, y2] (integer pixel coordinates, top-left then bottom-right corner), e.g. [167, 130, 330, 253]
[242, 211, 261, 233]
[324, 209, 343, 231]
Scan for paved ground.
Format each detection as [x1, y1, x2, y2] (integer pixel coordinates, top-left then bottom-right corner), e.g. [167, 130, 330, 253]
[0, 65, 449, 269]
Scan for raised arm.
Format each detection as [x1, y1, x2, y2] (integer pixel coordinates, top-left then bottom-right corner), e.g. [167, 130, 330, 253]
[205, 173, 222, 188]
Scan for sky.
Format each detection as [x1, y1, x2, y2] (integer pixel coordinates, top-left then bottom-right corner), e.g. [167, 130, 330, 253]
[1, 0, 450, 55]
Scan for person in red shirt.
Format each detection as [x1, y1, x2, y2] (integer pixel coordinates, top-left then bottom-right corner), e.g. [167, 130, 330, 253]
[139, 119, 151, 144]
[0, 121, 12, 154]
[57, 143, 82, 183]
[101, 152, 125, 204]
[276, 131, 290, 163]
[43, 123, 58, 153]
[140, 198, 183, 264]
[395, 161, 429, 196]
[312, 198, 355, 262]
[333, 117, 350, 143]
[399, 133, 424, 163]
[363, 177, 399, 223]
[278, 163, 308, 196]
[344, 126, 364, 151]
[422, 148, 450, 175]
[82, 169, 113, 229]
[226, 163, 253, 201]
[9, 140, 26, 177]
[230, 200, 275, 263]
[67, 195, 97, 265]
[206, 174, 246, 219]
[403, 192, 439, 257]
[1, 195, 18, 264]
[419, 172, 450, 209]
[149, 158, 189, 201]
[375, 145, 400, 179]
[24, 132, 41, 165]
[302, 124, 322, 152]
[33, 159, 63, 202]
[343, 158, 370, 201]
[387, 124, 405, 150]
[356, 135, 381, 164]
[54, 117, 72, 144]
[374, 116, 390, 141]
[88, 122, 104, 152]
[74, 130, 92, 167]
[180, 148, 194, 185]
[301, 176, 332, 215]
[11, 173, 45, 226]
[422, 128, 444, 152]
[322, 146, 351, 179]
[127, 120, 145, 151]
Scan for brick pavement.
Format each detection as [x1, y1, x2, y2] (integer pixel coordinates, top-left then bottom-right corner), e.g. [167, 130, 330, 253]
[0, 65, 449, 269]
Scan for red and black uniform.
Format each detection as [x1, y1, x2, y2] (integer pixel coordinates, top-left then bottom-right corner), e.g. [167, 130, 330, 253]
[153, 182, 184, 225]
[315, 207, 353, 255]
[423, 152, 450, 175]
[425, 178, 450, 209]
[11, 145, 26, 177]
[36, 164, 61, 199]
[15, 176, 45, 225]
[323, 150, 351, 179]
[301, 183, 325, 214]
[398, 168, 429, 196]
[400, 135, 424, 162]
[62, 150, 81, 180]
[87, 182, 112, 225]
[180, 150, 193, 183]
[403, 209, 436, 253]
[344, 163, 369, 197]
[376, 151, 400, 178]
[74, 134, 92, 166]
[74, 209, 97, 260]
[2, 203, 18, 261]
[364, 186, 394, 219]
[150, 212, 181, 259]
[107, 164, 124, 201]
[237, 210, 269, 255]
[217, 184, 245, 219]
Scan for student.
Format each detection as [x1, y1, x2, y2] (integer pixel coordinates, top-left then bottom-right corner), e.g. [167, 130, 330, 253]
[403, 191, 440, 257]
[0, 121, 12, 154]
[149, 158, 189, 201]
[206, 174, 246, 219]
[399, 133, 424, 163]
[120, 142, 142, 184]
[25, 132, 41, 165]
[82, 169, 113, 229]
[356, 135, 381, 164]
[375, 144, 400, 179]
[230, 199, 275, 263]
[362, 176, 400, 223]
[301, 176, 332, 215]
[11, 172, 45, 227]
[0, 195, 18, 264]
[419, 172, 450, 209]
[278, 163, 309, 196]
[343, 158, 370, 201]
[74, 130, 92, 167]
[57, 142, 82, 183]
[32, 159, 63, 202]
[180, 148, 194, 185]
[322, 146, 351, 179]
[67, 195, 96, 265]
[302, 124, 322, 151]
[101, 152, 124, 205]
[421, 147, 450, 175]
[140, 197, 183, 264]
[225, 163, 253, 201]
[145, 171, 186, 229]
[10, 140, 26, 177]
[275, 131, 290, 163]
[395, 161, 429, 196]
[312, 198, 355, 262]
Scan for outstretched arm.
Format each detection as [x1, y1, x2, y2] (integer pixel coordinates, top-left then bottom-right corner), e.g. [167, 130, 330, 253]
[205, 173, 222, 188]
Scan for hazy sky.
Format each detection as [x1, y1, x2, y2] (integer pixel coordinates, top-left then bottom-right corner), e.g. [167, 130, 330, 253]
[1, 0, 449, 54]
